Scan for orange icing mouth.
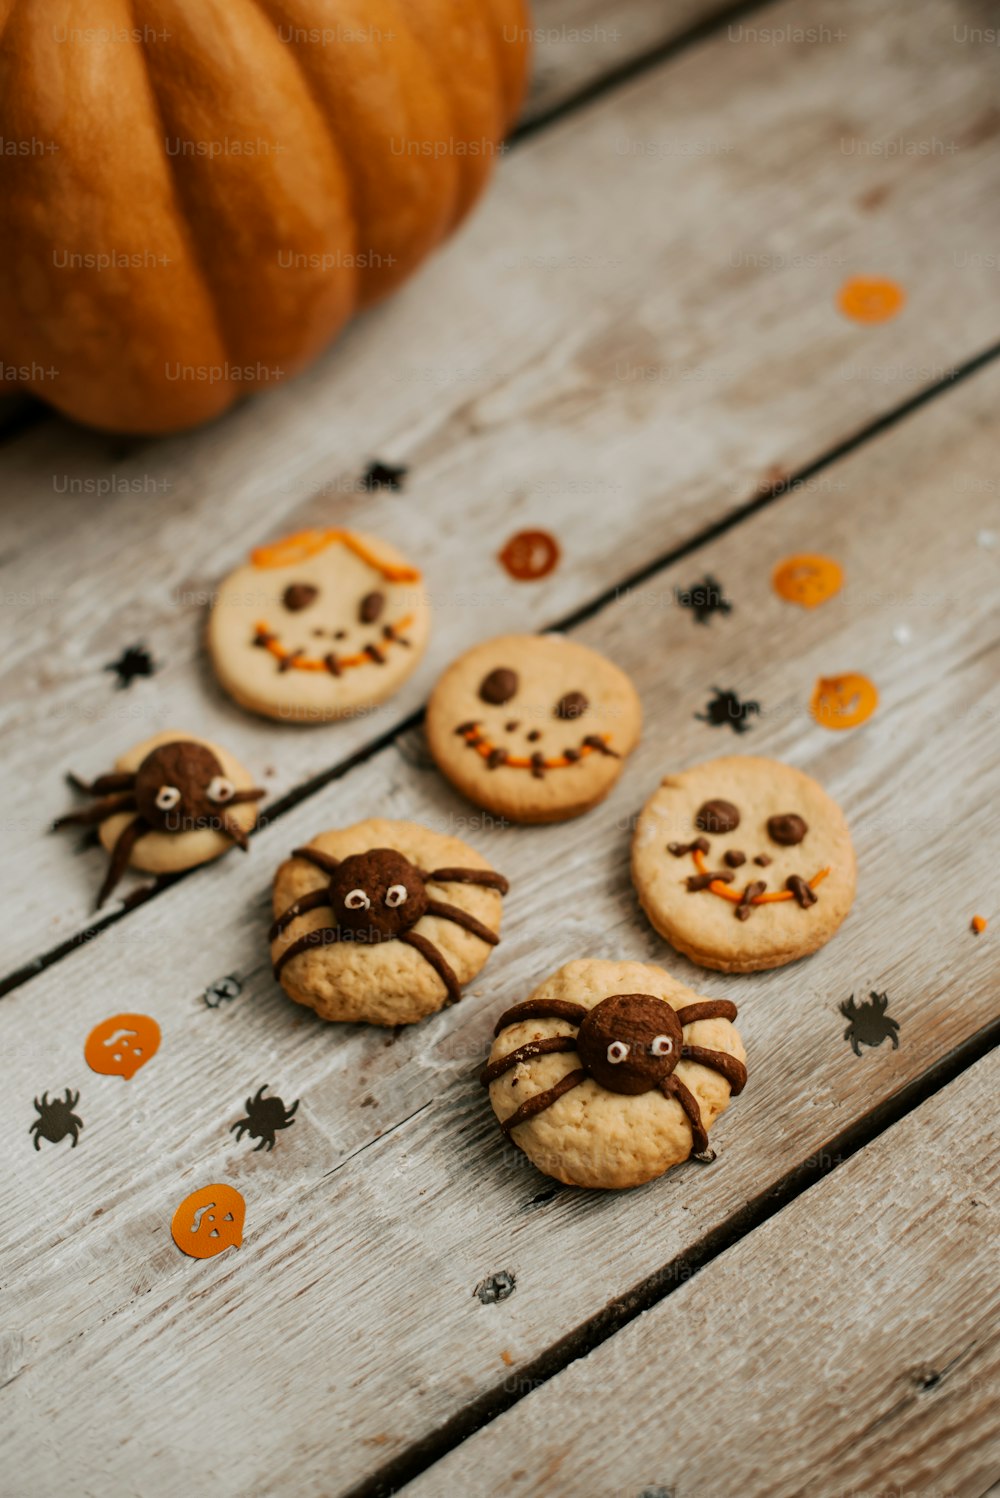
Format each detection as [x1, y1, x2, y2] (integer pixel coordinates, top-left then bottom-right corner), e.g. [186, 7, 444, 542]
[457, 722, 618, 773]
[691, 846, 829, 906]
[254, 616, 414, 673]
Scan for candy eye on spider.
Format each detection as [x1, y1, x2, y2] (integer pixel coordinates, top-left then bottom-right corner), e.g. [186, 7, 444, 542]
[649, 1034, 673, 1057]
[344, 889, 371, 911]
[385, 884, 408, 907]
[607, 1040, 630, 1064]
[155, 785, 181, 811]
[207, 776, 235, 803]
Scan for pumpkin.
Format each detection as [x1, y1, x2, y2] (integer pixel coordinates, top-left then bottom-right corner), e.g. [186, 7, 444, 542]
[84, 1011, 162, 1078]
[171, 1183, 246, 1258]
[810, 672, 879, 730]
[772, 553, 844, 609]
[0, 0, 531, 433]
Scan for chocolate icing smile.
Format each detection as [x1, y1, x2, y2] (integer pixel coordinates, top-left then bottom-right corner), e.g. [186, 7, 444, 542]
[454, 722, 619, 776]
[253, 614, 413, 674]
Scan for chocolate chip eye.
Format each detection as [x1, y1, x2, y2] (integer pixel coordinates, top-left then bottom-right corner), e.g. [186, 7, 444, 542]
[649, 1035, 674, 1057]
[607, 1041, 630, 1064]
[696, 799, 741, 834]
[555, 690, 589, 721]
[282, 583, 317, 612]
[207, 775, 235, 804]
[767, 813, 808, 846]
[344, 889, 371, 910]
[385, 884, 408, 907]
[479, 667, 519, 705]
[155, 785, 181, 811]
[359, 591, 385, 624]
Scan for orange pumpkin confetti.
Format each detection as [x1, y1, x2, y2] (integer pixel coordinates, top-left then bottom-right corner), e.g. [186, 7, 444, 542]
[84, 1013, 161, 1080]
[499, 529, 561, 581]
[772, 554, 844, 609]
[810, 673, 879, 730]
[837, 276, 906, 324]
[971, 915, 988, 934]
[171, 1184, 245, 1260]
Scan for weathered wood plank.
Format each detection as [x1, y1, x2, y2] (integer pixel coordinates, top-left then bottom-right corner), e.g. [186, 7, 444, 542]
[4, 0, 1000, 977]
[1, 340, 997, 1496]
[406, 1050, 1000, 1498]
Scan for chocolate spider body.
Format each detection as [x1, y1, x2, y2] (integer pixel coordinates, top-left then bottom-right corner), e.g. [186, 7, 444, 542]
[231, 1085, 299, 1151]
[54, 740, 265, 908]
[271, 845, 508, 1004]
[483, 993, 746, 1156]
[30, 1089, 83, 1150]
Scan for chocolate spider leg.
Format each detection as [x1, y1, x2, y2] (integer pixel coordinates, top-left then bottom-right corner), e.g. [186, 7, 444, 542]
[499, 1069, 587, 1138]
[681, 1044, 748, 1095]
[273, 925, 342, 979]
[423, 899, 501, 946]
[661, 1073, 709, 1155]
[68, 770, 135, 795]
[217, 810, 252, 851]
[398, 929, 462, 1005]
[424, 867, 510, 894]
[675, 999, 738, 1026]
[268, 888, 332, 941]
[291, 846, 341, 875]
[226, 787, 267, 806]
[480, 1036, 579, 1086]
[53, 792, 137, 828]
[96, 816, 151, 908]
[492, 998, 587, 1036]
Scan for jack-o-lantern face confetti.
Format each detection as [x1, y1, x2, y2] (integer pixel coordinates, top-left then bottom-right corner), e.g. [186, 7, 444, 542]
[54, 732, 264, 908]
[425, 634, 642, 823]
[208, 528, 430, 723]
[632, 755, 856, 972]
[810, 673, 879, 730]
[84, 1014, 160, 1079]
[837, 276, 906, 323]
[499, 530, 561, 581]
[772, 554, 844, 609]
[171, 1184, 246, 1259]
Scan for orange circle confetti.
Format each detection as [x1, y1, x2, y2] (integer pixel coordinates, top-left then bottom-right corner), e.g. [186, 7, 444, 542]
[84, 1013, 161, 1080]
[499, 529, 561, 581]
[810, 673, 879, 730]
[971, 915, 988, 934]
[837, 277, 906, 324]
[171, 1184, 245, 1259]
[772, 554, 844, 609]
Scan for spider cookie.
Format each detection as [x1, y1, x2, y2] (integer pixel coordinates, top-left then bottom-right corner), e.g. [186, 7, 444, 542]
[54, 731, 265, 907]
[270, 818, 508, 1025]
[481, 959, 746, 1189]
[208, 527, 430, 723]
[425, 634, 641, 822]
[631, 755, 855, 972]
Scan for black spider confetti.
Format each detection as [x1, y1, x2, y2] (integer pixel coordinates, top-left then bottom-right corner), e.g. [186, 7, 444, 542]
[30, 1090, 83, 1150]
[841, 992, 900, 1056]
[676, 574, 732, 624]
[361, 460, 408, 492]
[695, 687, 760, 734]
[231, 1085, 299, 1151]
[474, 1270, 516, 1304]
[104, 643, 157, 689]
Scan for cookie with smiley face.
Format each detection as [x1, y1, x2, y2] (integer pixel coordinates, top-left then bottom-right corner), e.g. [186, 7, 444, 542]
[425, 634, 642, 822]
[208, 528, 430, 723]
[631, 756, 855, 972]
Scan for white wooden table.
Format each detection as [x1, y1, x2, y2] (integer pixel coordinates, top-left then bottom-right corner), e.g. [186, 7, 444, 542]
[2, 2, 998, 1494]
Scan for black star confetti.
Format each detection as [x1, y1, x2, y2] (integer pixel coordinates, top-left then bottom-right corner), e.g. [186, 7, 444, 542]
[695, 687, 760, 734]
[676, 574, 732, 624]
[361, 459, 408, 491]
[840, 991, 900, 1056]
[104, 643, 156, 689]
[231, 1085, 299, 1151]
[203, 975, 243, 1009]
[29, 1089, 83, 1150]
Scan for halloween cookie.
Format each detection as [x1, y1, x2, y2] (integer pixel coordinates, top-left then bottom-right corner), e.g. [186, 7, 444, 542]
[208, 528, 430, 723]
[425, 634, 641, 822]
[270, 818, 508, 1025]
[54, 731, 265, 907]
[481, 959, 746, 1189]
[631, 755, 855, 972]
